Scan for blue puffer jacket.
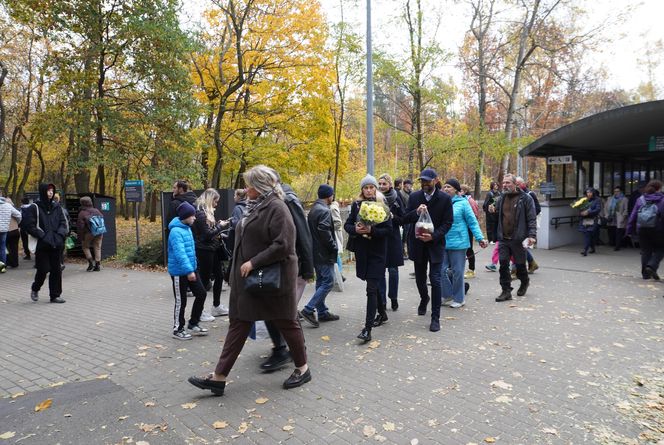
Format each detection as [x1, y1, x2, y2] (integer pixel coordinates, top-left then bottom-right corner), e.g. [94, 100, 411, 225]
[445, 195, 485, 250]
[168, 217, 197, 276]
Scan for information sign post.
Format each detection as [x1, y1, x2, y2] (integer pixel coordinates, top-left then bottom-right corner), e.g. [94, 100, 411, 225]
[125, 180, 145, 247]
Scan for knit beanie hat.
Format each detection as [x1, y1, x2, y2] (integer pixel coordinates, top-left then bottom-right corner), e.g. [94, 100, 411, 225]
[360, 174, 378, 189]
[318, 184, 334, 199]
[444, 178, 461, 193]
[177, 202, 196, 220]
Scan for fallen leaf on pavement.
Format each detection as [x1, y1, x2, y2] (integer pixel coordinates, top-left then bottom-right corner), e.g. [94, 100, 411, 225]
[212, 421, 228, 429]
[282, 425, 294, 432]
[138, 345, 151, 350]
[136, 442, 149, 445]
[144, 401, 156, 407]
[139, 423, 167, 433]
[542, 427, 558, 436]
[368, 340, 380, 349]
[136, 352, 147, 357]
[383, 422, 396, 431]
[0, 432, 16, 439]
[255, 397, 268, 405]
[363, 425, 376, 437]
[321, 349, 331, 356]
[181, 402, 197, 409]
[238, 422, 249, 434]
[490, 380, 512, 391]
[411, 439, 419, 445]
[10, 392, 25, 399]
[484, 438, 496, 443]
[96, 374, 109, 380]
[118, 416, 129, 421]
[321, 335, 330, 341]
[49, 381, 65, 388]
[35, 399, 52, 412]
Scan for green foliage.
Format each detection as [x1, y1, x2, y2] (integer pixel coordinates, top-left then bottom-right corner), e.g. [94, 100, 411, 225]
[129, 237, 163, 266]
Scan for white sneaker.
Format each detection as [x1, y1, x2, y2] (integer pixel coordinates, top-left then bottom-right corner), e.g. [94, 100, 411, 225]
[442, 297, 454, 306]
[450, 301, 465, 308]
[211, 305, 229, 317]
[188, 324, 209, 336]
[172, 330, 192, 340]
[199, 310, 215, 322]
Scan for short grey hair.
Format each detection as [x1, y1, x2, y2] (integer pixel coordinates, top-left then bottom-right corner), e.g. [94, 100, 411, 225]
[244, 165, 284, 199]
[503, 174, 517, 184]
[515, 176, 525, 184]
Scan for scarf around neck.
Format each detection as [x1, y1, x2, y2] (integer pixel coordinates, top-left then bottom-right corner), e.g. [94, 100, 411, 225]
[383, 187, 398, 208]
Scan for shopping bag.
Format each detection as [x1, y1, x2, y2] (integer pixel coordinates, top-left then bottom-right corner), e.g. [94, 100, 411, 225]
[415, 207, 434, 236]
[333, 263, 344, 292]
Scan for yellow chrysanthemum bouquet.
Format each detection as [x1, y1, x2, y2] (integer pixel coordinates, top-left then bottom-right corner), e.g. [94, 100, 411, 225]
[570, 197, 590, 211]
[357, 201, 390, 238]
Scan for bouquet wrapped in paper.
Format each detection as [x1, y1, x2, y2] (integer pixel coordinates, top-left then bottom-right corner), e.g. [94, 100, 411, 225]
[571, 197, 589, 212]
[357, 201, 390, 238]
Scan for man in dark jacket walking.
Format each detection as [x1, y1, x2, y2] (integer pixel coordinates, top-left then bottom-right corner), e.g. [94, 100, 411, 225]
[495, 174, 537, 302]
[402, 168, 454, 332]
[23, 184, 69, 303]
[300, 185, 339, 327]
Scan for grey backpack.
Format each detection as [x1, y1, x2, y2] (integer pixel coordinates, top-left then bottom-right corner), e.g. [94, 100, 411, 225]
[637, 197, 660, 228]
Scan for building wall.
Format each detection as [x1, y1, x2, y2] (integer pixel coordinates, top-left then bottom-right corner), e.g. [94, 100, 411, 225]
[539, 199, 582, 249]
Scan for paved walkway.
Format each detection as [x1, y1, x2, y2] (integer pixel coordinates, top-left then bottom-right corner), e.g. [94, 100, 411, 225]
[1, 246, 662, 444]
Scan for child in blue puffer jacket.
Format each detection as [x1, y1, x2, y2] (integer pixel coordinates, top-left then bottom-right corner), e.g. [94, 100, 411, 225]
[168, 202, 209, 340]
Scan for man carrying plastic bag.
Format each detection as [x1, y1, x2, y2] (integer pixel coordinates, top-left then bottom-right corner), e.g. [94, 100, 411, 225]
[401, 168, 454, 332]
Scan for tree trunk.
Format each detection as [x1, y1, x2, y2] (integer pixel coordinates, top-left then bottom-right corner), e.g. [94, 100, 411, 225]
[0, 62, 7, 158]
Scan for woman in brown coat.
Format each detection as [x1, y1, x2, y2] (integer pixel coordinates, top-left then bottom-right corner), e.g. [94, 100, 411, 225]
[76, 196, 104, 271]
[188, 165, 310, 396]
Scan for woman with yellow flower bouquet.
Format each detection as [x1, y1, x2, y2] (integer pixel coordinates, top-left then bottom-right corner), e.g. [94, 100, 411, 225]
[344, 175, 392, 343]
[575, 188, 602, 256]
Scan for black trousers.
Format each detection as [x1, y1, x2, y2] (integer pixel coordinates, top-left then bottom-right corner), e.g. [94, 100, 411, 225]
[466, 230, 475, 271]
[607, 226, 625, 247]
[6, 230, 20, 268]
[196, 249, 224, 307]
[485, 213, 498, 243]
[498, 239, 528, 291]
[32, 247, 63, 299]
[171, 273, 207, 332]
[364, 278, 385, 329]
[20, 228, 30, 257]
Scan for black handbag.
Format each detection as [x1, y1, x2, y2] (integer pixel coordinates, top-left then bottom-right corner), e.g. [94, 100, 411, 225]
[244, 262, 281, 295]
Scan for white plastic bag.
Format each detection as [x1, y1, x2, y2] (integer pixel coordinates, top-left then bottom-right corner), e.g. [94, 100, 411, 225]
[333, 264, 344, 292]
[415, 207, 434, 236]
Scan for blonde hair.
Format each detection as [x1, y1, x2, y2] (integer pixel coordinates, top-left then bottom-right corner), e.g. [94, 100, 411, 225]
[378, 173, 393, 186]
[460, 184, 472, 195]
[356, 189, 385, 203]
[244, 165, 284, 199]
[194, 188, 220, 226]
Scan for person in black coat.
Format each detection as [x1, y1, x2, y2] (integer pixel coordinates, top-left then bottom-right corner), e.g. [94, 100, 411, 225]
[483, 182, 500, 243]
[300, 185, 339, 327]
[344, 175, 392, 343]
[401, 168, 454, 332]
[377, 174, 405, 313]
[23, 183, 69, 303]
[168, 180, 197, 224]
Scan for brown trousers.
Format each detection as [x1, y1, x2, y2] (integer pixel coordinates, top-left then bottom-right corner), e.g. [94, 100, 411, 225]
[82, 233, 103, 262]
[215, 319, 307, 376]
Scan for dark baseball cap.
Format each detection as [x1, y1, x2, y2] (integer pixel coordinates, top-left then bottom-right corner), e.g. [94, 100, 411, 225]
[418, 168, 437, 181]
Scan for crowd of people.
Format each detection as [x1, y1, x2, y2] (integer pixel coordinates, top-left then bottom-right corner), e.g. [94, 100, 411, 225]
[173, 166, 541, 397]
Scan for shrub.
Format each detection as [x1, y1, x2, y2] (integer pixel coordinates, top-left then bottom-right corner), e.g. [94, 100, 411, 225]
[129, 238, 163, 266]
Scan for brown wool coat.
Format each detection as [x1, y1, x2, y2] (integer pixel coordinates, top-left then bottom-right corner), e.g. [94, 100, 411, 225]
[229, 193, 298, 321]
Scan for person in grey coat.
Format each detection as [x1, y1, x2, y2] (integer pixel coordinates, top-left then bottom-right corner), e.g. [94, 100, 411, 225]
[188, 165, 311, 396]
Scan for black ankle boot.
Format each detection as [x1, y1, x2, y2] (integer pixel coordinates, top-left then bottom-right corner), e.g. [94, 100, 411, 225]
[390, 298, 399, 311]
[372, 313, 388, 327]
[93, 261, 101, 271]
[357, 328, 371, 342]
[260, 348, 292, 372]
[86, 260, 94, 272]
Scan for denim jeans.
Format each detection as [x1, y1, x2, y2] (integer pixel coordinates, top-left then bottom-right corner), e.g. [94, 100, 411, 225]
[378, 267, 399, 305]
[414, 260, 442, 319]
[0, 232, 7, 264]
[304, 263, 334, 315]
[442, 249, 467, 303]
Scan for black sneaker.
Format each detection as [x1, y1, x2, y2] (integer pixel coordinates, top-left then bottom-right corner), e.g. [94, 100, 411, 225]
[50, 297, 66, 303]
[417, 297, 429, 316]
[318, 312, 340, 322]
[516, 281, 529, 296]
[495, 290, 512, 302]
[464, 282, 470, 295]
[299, 310, 319, 328]
[645, 266, 660, 281]
[260, 351, 292, 373]
[429, 319, 440, 332]
[390, 298, 399, 311]
[30, 290, 39, 302]
[357, 328, 371, 342]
